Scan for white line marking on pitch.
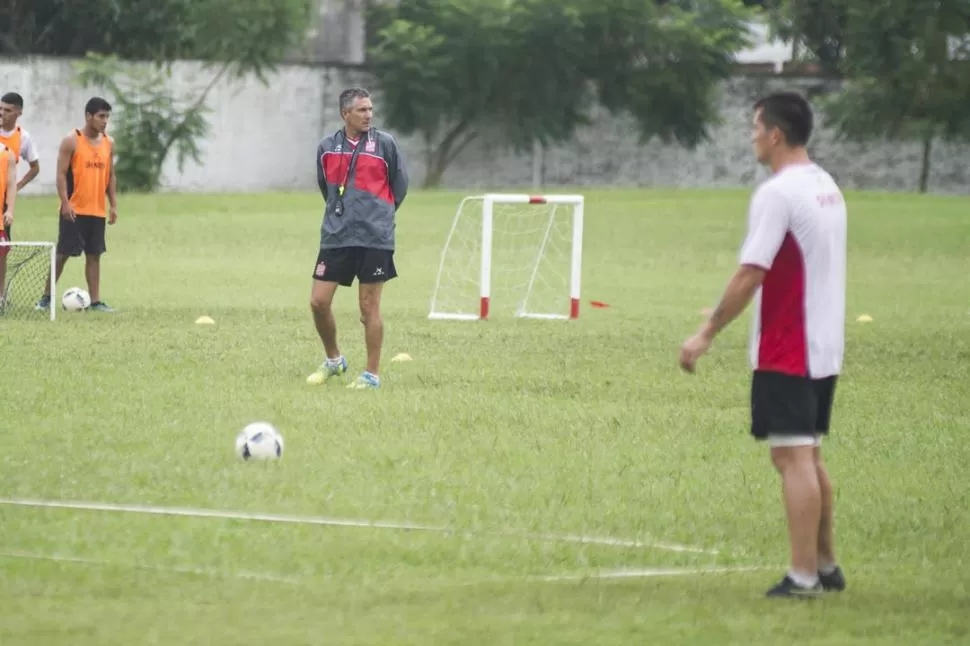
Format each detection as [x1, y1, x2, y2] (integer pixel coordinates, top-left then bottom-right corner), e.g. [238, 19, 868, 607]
[529, 565, 775, 583]
[420, 565, 772, 589]
[518, 532, 716, 554]
[0, 550, 301, 585]
[0, 498, 718, 555]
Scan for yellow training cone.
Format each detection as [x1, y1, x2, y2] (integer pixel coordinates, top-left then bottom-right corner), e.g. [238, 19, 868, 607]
[306, 372, 324, 385]
[195, 315, 215, 325]
[391, 353, 413, 362]
[856, 314, 873, 323]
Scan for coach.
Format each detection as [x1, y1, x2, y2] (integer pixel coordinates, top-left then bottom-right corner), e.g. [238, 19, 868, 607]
[307, 87, 409, 390]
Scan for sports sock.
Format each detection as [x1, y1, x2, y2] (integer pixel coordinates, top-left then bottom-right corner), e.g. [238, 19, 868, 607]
[788, 570, 820, 588]
[326, 355, 344, 366]
[818, 561, 838, 575]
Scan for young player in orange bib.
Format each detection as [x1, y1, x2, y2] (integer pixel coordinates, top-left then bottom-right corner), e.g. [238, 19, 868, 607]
[37, 97, 118, 312]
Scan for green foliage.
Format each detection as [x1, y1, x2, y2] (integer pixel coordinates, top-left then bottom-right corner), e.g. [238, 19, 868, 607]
[11, 0, 313, 192]
[1, 0, 312, 80]
[181, 0, 314, 82]
[578, 0, 750, 148]
[73, 53, 226, 192]
[368, 0, 752, 187]
[791, 0, 970, 192]
[765, 0, 849, 75]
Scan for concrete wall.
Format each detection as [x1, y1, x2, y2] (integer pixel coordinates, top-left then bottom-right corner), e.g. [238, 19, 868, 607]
[3, 56, 969, 195]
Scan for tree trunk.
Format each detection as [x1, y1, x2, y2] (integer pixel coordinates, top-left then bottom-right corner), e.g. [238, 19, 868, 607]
[421, 121, 476, 188]
[918, 131, 933, 194]
[531, 138, 545, 190]
[423, 154, 447, 188]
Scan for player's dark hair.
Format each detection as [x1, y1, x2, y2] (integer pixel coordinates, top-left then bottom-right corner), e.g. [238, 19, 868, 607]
[754, 91, 813, 147]
[1, 92, 23, 108]
[339, 87, 370, 114]
[84, 96, 112, 116]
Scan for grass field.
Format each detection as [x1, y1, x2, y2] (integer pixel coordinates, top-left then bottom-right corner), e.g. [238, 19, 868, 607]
[0, 188, 968, 645]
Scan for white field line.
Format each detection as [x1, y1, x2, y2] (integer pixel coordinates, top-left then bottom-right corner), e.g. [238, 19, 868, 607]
[0, 497, 719, 555]
[529, 565, 776, 583]
[0, 549, 769, 591]
[0, 550, 301, 585]
[516, 532, 717, 554]
[420, 565, 774, 590]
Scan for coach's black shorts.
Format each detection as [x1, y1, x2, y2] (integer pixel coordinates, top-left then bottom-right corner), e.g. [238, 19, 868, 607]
[57, 214, 107, 257]
[750, 370, 838, 440]
[312, 246, 396, 286]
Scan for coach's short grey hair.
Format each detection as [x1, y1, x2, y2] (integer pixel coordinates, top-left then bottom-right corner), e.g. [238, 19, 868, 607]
[339, 87, 371, 113]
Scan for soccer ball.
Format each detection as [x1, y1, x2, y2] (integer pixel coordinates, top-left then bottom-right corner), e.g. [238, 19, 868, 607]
[235, 421, 284, 461]
[62, 287, 91, 311]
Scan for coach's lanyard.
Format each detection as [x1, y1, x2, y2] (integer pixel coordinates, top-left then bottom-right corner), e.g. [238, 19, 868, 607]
[336, 128, 375, 198]
[337, 135, 362, 200]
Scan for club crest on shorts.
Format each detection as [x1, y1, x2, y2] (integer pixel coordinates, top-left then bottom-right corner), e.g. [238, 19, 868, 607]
[315, 261, 327, 277]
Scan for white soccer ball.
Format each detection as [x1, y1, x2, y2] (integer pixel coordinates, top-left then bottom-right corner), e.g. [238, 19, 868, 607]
[62, 287, 91, 311]
[235, 421, 284, 461]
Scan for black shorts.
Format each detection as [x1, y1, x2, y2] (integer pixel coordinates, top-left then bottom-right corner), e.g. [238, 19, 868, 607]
[312, 246, 396, 287]
[750, 370, 838, 440]
[57, 214, 107, 257]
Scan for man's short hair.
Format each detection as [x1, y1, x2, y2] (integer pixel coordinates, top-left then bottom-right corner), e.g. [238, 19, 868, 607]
[754, 91, 813, 147]
[85, 96, 112, 116]
[1, 92, 23, 108]
[339, 88, 371, 114]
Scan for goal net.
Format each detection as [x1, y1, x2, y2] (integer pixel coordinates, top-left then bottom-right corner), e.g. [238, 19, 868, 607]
[428, 194, 584, 320]
[0, 242, 56, 321]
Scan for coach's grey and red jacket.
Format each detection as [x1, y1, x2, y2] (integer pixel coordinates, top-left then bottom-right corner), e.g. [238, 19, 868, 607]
[316, 127, 409, 251]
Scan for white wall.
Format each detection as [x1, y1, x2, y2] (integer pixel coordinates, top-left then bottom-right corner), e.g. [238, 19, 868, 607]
[4, 56, 970, 195]
[2, 57, 361, 194]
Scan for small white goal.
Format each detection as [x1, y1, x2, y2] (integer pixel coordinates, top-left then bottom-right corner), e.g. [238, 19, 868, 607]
[0, 241, 56, 321]
[428, 194, 584, 321]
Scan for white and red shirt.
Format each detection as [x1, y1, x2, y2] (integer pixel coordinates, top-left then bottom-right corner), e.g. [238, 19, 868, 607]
[0, 126, 39, 164]
[739, 162, 847, 379]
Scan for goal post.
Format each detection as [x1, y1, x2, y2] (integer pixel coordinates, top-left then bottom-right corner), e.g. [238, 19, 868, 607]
[0, 241, 56, 321]
[428, 194, 584, 321]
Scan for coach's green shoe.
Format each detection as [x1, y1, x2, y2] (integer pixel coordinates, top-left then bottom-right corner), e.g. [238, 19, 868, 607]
[306, 356, 348, 385]
[347, 371, 380, 389]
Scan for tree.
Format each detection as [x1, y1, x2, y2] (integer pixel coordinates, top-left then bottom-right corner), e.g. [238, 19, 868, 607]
[368, 0, 752, 187]
[45, 0, 312, 191]
[72, 54, 222, 192]
[764, 0, 849, 76]
[2, 0, 311, 77]
[777, 0, 970, 192]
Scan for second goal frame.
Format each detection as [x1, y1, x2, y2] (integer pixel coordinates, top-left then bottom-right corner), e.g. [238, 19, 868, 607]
[428, 193, 584, 321]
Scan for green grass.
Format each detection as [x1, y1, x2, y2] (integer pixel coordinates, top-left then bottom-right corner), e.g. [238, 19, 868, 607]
[1, 188, 968, 645]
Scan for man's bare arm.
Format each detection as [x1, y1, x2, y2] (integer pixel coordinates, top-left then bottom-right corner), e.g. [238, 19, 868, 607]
[5, 151, 17, 217]
[16, 160, 39, 191]
[56, 136, 76, 218]
[700, 264, 767, 340]
[107, 142, 117, 210]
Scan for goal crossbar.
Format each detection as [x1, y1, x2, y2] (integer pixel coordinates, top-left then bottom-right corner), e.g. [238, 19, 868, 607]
[428, 193, 584, 321]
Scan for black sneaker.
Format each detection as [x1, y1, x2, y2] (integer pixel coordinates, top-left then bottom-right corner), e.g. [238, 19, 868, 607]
[765, 575, 823, 599]
[35, 294, 51, 311]
[819, 566, 846, 591]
